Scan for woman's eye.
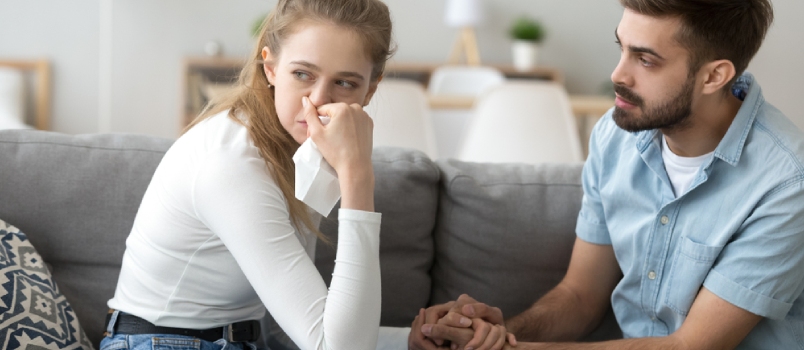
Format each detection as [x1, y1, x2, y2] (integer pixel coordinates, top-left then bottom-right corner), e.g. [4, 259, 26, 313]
[294, 71, 312, 80]
[336, 80, 357, 89]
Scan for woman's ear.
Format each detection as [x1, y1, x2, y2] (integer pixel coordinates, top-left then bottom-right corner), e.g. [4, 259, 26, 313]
[362, 75, 383, 106]
[700, 59, 736, 96]
[262, 47, 277, 85]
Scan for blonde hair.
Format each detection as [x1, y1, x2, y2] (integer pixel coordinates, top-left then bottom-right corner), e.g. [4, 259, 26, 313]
[185, 0, 394, 240]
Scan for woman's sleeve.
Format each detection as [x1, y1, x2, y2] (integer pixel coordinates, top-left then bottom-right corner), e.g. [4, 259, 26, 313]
[192, 149, 382, 350]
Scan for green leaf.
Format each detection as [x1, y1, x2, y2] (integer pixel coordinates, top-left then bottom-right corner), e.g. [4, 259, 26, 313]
[509, 17, 545, 42]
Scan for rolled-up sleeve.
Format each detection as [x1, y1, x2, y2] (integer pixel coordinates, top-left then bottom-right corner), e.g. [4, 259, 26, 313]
[576, 116, 613, 245]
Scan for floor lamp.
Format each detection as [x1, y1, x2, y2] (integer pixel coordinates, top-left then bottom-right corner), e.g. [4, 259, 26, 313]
[445, 0, 484, 66]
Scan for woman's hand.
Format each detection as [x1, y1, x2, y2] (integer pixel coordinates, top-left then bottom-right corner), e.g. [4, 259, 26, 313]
[421, 294, 517, 350]
[434, 317, 513, 350]
[302, 96, 375, 211]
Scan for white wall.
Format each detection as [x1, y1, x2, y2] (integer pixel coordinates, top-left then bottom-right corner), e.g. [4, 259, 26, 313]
[109, 0, 268, 137]
[0, 0, 100, 134]
[747, 0, 804, 127]
[1, 0, 802, 137]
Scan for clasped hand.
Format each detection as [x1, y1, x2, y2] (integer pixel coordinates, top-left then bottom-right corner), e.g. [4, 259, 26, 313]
[409, 294, 517, 350]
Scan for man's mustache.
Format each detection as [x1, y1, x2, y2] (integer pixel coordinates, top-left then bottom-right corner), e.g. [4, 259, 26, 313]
[613, 84, 644, 107]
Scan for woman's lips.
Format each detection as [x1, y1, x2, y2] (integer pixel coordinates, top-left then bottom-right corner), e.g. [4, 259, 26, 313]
[615, 95, 637, 109]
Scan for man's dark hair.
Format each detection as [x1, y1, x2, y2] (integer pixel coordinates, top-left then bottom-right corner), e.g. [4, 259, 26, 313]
[620, 0, 773, 86]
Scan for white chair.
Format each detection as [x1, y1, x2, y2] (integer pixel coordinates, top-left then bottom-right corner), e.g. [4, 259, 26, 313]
[456, 81, 584, 164]
[426, 65, 506, 159]
[365, 78, 438, 159]
[427, 65, 505, 96]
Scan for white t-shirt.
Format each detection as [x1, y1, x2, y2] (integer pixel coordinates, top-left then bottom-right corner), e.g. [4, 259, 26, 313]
[107, 110, 384, 350]
[662, 135, 714, 198]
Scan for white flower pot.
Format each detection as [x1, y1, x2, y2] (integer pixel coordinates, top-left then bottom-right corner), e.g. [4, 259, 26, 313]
[512, 40, 540, 72]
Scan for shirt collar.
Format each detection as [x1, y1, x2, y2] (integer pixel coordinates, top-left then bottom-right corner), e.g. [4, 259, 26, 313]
[634, 72, 763, 166]
[714, 72, 762, 166]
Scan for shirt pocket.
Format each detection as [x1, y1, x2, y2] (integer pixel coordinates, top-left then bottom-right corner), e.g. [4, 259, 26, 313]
[664, 237, 724, 316]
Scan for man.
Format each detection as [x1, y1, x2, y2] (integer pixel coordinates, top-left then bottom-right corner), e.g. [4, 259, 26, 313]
[409, 0, 804, 349]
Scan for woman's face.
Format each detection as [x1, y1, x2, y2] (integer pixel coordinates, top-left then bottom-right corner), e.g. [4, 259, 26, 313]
[262, 21, 379, 144]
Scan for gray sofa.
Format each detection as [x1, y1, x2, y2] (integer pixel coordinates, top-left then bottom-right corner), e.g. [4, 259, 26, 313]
[0, 130, 621, 348]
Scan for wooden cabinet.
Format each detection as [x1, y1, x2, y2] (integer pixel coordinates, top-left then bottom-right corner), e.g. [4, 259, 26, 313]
[182, 56, 244, 127]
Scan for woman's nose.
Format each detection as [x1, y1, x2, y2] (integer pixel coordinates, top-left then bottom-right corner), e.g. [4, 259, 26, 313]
[307, 83, 332, 107]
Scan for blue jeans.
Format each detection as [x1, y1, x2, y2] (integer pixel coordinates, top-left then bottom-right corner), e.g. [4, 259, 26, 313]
[100, 311, 258, 350]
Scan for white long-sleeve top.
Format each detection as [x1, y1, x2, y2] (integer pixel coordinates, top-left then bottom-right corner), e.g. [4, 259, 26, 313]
[108, 110, 382, 350]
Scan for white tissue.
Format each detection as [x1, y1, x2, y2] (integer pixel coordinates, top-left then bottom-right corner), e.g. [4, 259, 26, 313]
[292, 116, 340, 216]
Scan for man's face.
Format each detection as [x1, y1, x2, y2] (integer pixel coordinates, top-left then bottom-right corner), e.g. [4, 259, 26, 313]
[611, 9, 698, 133]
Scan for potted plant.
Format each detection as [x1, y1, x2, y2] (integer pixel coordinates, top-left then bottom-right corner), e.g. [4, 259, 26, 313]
[509, 16, 546, 71]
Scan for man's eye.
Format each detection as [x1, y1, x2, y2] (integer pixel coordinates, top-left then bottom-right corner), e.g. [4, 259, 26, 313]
[639, 57, 654, 67]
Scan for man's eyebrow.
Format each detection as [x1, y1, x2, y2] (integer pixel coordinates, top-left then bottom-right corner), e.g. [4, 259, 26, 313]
[629, 46, 666, 61]
[289, 60, 365, 81]
[614, 28, 666, 61]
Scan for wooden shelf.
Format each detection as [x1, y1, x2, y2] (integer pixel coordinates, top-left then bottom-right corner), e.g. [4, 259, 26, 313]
[385, 62, 563, 87]
[428, 94, 613, 117]
[182, 57, 577, 128]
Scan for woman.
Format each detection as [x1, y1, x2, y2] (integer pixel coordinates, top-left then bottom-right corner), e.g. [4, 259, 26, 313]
[101, 0, 392, 349]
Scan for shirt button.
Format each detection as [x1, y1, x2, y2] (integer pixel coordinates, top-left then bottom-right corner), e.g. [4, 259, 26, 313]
[648, 271, 657, 280]
[660, 216, 669, 225]
[650, 316, 656, 321]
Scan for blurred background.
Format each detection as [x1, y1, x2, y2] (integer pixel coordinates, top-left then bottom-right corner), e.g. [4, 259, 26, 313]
[1, 0, 801, 160]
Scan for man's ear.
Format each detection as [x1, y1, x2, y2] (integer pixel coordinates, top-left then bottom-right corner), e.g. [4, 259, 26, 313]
[362, 75, 383, 106]
[261, 47, 277, 86]
[700, 59, 736, 95]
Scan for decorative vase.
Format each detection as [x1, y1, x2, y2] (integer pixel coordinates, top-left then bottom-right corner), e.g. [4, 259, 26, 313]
[512, 40, 539, 72]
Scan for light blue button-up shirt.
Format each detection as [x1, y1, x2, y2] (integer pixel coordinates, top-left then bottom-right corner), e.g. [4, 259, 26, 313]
[576, 73, 804, 348]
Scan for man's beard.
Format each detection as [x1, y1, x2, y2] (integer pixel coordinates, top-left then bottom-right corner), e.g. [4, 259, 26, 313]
[612, 75, 695, 133]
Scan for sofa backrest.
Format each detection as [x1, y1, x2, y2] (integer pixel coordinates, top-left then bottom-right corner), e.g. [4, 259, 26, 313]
[0, 130, 173, 346]
[315, 147, 440, 327]
[430, 159, 621, 341]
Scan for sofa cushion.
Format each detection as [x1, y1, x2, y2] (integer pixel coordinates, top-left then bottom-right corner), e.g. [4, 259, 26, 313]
[0, 218, 96, 349]
[315, 147, 439, 327]
[431, 159, 621, 340]
[0, 130, 173, 346]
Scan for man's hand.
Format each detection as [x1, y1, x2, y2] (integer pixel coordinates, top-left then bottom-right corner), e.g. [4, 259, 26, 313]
[446, 294, 506, 325]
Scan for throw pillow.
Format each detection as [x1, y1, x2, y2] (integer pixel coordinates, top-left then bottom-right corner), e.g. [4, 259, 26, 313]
[0, 219, 95, 350]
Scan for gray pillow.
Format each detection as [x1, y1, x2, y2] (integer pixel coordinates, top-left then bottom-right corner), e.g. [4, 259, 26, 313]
[315, 147, 439, 327]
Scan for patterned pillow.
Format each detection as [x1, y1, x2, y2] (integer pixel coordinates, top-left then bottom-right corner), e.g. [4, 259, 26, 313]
[0, 219, 95, 350]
